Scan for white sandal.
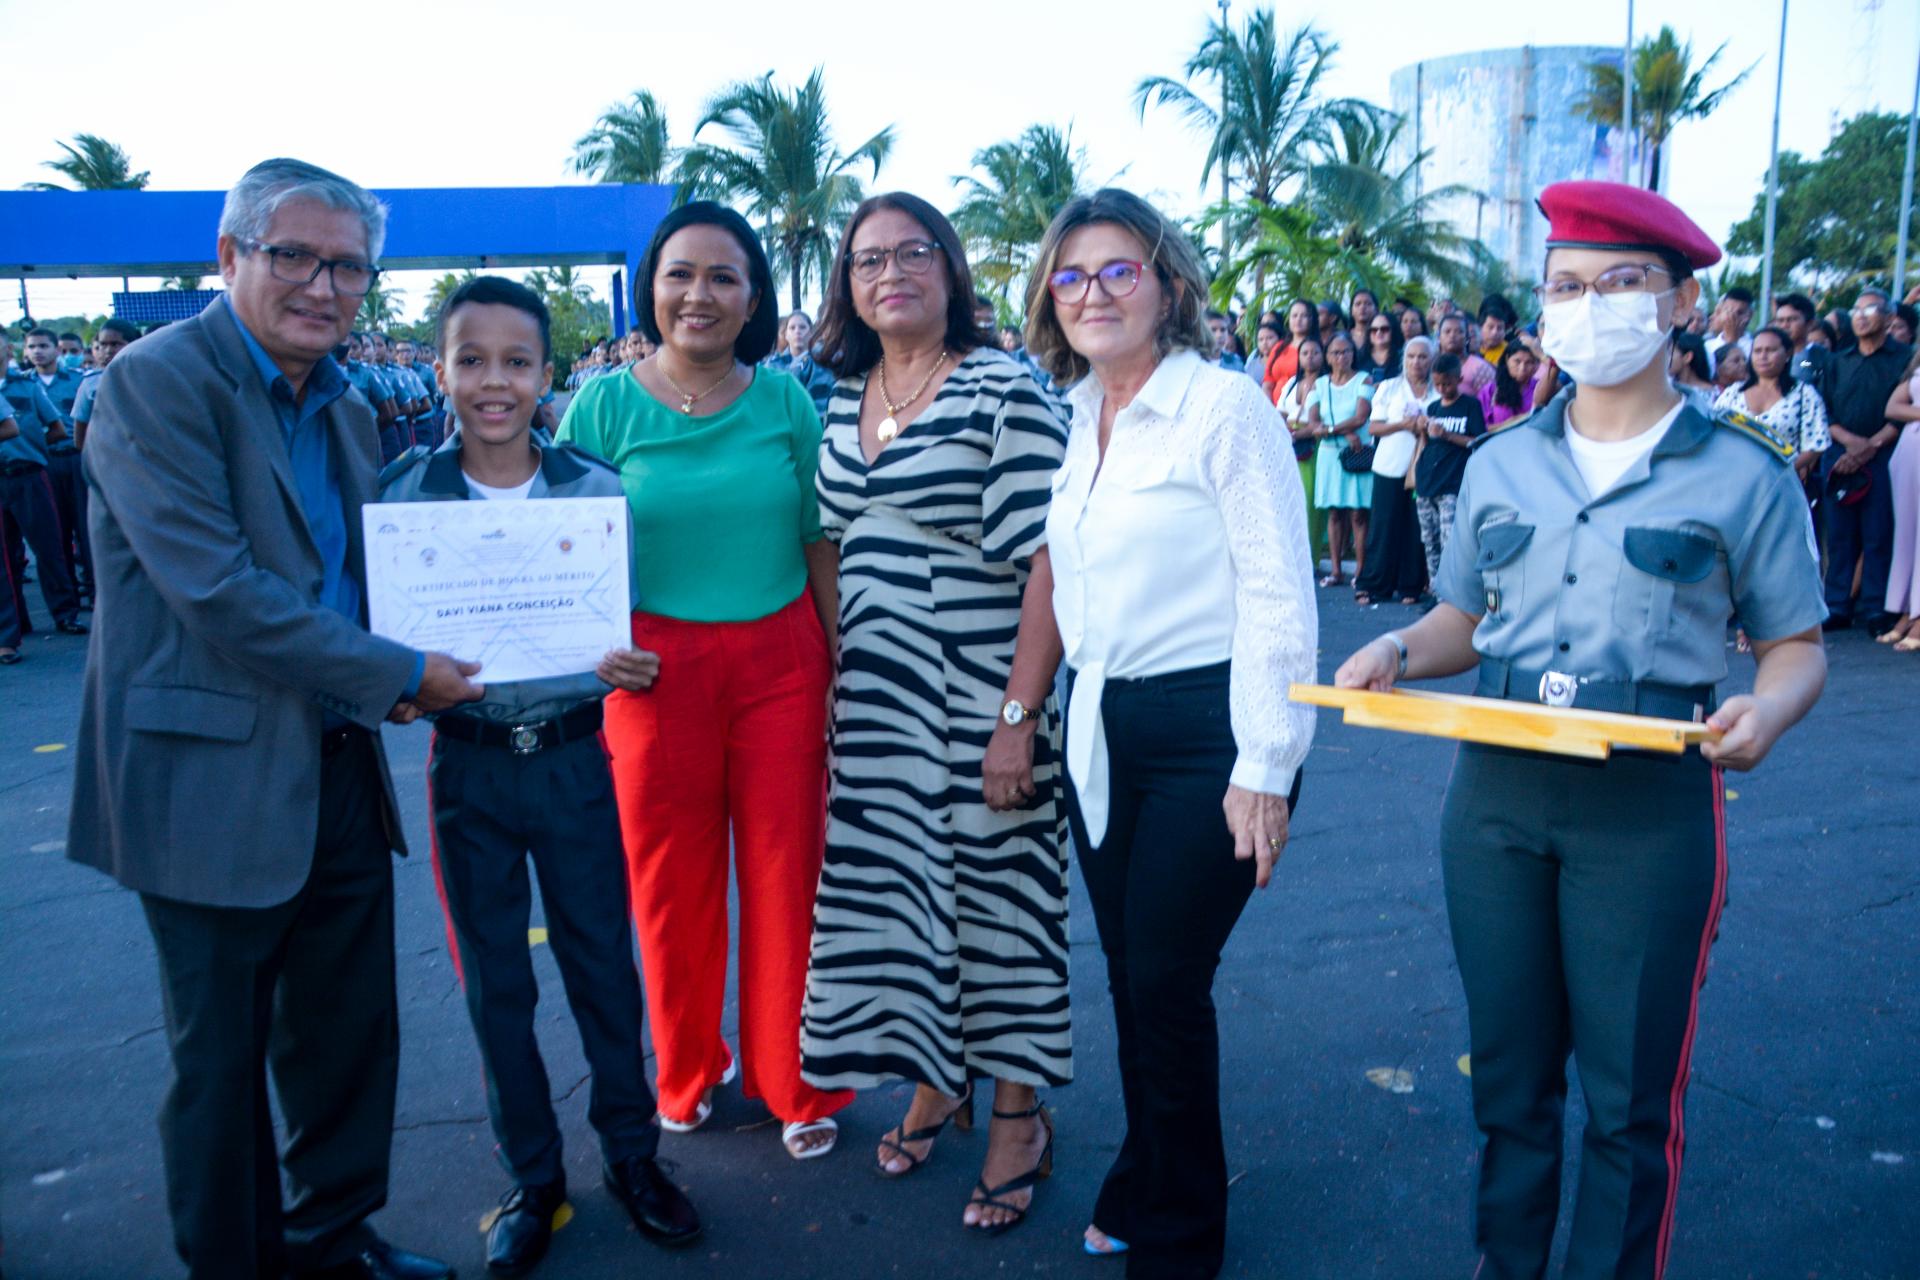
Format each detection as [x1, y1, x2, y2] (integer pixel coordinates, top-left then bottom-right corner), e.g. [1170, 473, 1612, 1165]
[658, 1051, 738, 1133]
[782, 1117, 838, 1160]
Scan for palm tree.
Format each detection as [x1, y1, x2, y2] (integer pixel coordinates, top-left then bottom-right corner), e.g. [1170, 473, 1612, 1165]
[677, 69, 894, 310]
[951, 124, 1087, 304]
[162, 274, 205, 291]
[421, 270, 479, 330]
[358, 280, 405, 330]
[570, 91, 676, 184]
[25, 134, 149, 190]
[1576, 25, 1753, 190]
[1135, 11, 1354, 293]
[1205, 200, 1379, 321]
[1302, 108, 1478, 295]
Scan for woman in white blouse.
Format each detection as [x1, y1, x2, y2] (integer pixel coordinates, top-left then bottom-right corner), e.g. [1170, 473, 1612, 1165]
[1023, 188, 1318, 1276]
[1711, 325, 1830, 481]
[1355, 335, 1436, 605]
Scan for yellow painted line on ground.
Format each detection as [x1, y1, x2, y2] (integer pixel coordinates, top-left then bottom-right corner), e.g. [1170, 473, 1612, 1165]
[33, 743, 66, 754]
[528, 927, 549, 947]
[1457, 1055, 1472, 1077]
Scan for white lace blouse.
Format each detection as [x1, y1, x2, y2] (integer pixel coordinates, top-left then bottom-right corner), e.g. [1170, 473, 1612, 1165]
[1047, 349, 1319, 846]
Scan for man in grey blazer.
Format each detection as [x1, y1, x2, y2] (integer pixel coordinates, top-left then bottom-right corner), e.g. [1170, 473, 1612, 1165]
[68, 158, 482, 1280]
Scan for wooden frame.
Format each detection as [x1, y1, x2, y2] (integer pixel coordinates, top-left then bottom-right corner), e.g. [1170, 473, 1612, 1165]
[1288, 684, 1718, 759]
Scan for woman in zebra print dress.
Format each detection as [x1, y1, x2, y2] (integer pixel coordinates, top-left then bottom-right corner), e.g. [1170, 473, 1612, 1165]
[801, 193, 1071, 1233]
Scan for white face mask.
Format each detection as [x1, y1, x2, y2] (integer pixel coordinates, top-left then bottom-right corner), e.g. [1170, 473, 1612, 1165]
[1540, 289, 1671, 388]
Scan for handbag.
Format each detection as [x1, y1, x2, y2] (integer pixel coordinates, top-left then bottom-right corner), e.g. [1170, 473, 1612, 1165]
[1338, 439, 1376, 473]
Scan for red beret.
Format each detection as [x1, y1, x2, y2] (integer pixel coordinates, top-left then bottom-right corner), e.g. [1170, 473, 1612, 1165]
[1538, 181, 1721, 270]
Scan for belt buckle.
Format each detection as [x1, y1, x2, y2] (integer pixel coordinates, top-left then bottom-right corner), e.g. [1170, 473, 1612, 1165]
[509, 725, 541, 755]
[1537, 670, 1579, 708]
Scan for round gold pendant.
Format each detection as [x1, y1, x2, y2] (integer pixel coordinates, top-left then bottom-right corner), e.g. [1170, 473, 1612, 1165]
[877, 416, 900, 443]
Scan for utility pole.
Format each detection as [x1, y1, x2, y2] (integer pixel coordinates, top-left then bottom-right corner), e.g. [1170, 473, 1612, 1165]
[1623, 0, 1636, 185]
[1217, 0, 1231, 266]
[1760, 0, 1789, 321]
[1896, 40, 1920, 302]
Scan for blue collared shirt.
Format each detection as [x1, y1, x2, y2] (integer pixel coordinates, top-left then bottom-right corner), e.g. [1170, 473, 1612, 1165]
[226, 300, 423, 700]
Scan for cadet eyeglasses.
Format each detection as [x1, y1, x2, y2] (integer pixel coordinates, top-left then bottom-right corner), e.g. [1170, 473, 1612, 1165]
[848, 240, 943, 282]
[242, 239, 382, 297]
[1533, 263, 1674, 305]
[1047, 260, 1147, 305]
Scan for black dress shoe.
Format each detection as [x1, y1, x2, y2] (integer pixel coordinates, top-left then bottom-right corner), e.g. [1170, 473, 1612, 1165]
[603, 1156, 701, 1247]
[486, 1179, 565, 1277]
[304, 1237, 456, 1280]
[54, 619, 88, 635]
[1821, 614, 1852, 633]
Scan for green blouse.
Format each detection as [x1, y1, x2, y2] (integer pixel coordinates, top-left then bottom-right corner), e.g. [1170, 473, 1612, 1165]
[557, 366, 824, 622]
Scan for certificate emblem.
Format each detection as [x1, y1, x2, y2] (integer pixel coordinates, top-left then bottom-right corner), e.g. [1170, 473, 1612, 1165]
[559, 538, 574, 554]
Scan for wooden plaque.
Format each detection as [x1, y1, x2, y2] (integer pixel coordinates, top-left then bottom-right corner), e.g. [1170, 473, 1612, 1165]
[1288, 684, 1718, 760]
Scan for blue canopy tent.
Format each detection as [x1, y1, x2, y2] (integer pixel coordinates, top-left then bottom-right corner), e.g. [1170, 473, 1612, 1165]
[0, 183, 675, 336]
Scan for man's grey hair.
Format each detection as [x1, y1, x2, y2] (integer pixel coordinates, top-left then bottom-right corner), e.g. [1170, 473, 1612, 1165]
[219, 158, 389, 263]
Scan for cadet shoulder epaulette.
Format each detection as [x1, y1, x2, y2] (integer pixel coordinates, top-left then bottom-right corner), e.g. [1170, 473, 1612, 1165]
[377, 444, 431, 489]
[558, 442, 619, 473]
[1714, 408, 1795, 464]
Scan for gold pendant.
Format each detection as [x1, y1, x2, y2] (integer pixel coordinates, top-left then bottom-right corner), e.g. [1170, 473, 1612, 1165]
[680, 399, 695, 414]
[877, 416, 900, 443]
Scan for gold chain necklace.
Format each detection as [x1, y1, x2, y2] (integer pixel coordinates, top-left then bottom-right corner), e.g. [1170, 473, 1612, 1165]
[875, 350, 951, 443]
[658, 358, 737, 414]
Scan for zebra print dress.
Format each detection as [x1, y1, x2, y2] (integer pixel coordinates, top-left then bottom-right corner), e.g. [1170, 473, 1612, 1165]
[800, 346, 1073, 1093]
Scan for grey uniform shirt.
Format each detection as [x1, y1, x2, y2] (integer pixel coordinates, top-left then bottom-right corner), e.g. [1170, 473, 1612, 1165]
[1437, 388, 1826, 690]
[377, 431, 634, 724]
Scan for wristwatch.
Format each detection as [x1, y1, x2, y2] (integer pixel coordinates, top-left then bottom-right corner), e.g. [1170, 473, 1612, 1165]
[1001, 698, 1033, 727]
[1381, 632, 1410, 679]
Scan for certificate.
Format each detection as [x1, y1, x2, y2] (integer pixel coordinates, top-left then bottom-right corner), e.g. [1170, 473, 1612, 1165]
[364, 498, 631, 684]
[1288, 683, 1718, 760]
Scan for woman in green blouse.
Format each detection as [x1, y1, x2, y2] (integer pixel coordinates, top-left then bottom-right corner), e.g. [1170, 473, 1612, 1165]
[557, 202, 852, 1162]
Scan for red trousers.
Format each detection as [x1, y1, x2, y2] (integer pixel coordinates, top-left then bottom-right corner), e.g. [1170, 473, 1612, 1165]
[605, 591, 852, 1125]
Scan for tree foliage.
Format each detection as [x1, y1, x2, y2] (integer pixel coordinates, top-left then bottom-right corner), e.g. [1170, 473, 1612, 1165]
[676, 69, 893, 310]
[950, 124, 1087, 309]
[569, 91, 677, 185]
[525, 266, 612, 372]
[1302, 107, 1476, 295]
[1727, 112, 1920, 308]
[25, 134, 149, 191]
[1575, 25, 1752, 190]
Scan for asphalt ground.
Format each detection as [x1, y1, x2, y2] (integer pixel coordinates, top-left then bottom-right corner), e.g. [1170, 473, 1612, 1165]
[2, 585, 1916, 1280]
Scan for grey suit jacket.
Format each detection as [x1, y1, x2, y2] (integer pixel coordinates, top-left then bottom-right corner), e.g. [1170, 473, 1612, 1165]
[67, 301, 419, 908]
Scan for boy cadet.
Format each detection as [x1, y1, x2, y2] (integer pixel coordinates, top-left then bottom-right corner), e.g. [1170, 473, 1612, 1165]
[0, 333, 86, 641]
[376, 277, 700, 1277]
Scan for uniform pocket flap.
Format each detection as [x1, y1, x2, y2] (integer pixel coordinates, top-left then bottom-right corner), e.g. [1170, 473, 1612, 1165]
[1476, 522, 1535, 569]
[125, 684, 260, 743]
[1623, 527, 1716, 584]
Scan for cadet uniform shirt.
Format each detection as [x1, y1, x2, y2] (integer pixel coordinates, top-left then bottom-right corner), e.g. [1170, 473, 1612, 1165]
[1438, 392, 1826, 689]
[71, 368, 105, 427]
[0, 372, 60, 465]
[35, 367, 84, 426]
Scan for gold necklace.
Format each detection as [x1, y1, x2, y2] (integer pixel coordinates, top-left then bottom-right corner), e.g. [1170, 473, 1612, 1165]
[875, 350, 951, 443]
[658, 358, 737, 414]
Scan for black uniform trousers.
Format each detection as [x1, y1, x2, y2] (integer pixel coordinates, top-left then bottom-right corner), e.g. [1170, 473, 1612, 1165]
[44, 447, 91, 587]
[1440, 743, 1725, 1280]
[1821, 448, 1896, 622]
[0, 464, 81, 646]
[139, 729, 399, 1280]
[426, 728, 659, 1189]
[1356, 475, 1427, 601]
[1065, 661, 1302, 1280]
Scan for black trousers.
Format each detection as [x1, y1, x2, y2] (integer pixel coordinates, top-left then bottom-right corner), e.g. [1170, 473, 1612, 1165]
[1356, 474, 1426, 601]
[1065, 661, 1301, 1280]
[1440, 744, 1725, 1280]
[140, 730, 399, 1280]
[427, 730, 658, 1188]
[0, 465, 80, 643]
[1821, 449, 1896, 621]
[44, 448, 90, 586]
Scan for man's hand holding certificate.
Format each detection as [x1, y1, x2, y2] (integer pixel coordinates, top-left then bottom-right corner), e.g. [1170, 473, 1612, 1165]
[364, 497, 632, 684]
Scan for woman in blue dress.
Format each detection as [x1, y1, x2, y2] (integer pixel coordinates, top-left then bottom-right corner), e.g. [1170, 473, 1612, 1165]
[1309, 331, 1375, 588]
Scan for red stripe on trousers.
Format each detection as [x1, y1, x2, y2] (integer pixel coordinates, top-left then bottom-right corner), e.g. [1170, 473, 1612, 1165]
[1654, 765, 1727, 1278]
[422, 731, 465, 987]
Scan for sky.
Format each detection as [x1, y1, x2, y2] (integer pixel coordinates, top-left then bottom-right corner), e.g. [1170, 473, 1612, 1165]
[3, 0, 1916, 327]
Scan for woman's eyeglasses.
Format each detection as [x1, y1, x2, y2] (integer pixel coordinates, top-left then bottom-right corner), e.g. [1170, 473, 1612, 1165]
[848, 240, 943, 282]
[1047, 260, 1146, 305]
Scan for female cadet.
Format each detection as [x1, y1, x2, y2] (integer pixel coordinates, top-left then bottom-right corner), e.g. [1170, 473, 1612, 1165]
[1333, 182, 1828, 1280]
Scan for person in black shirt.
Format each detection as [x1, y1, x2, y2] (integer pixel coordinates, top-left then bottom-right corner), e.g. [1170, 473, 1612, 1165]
[1819, 285, 1912, 631]
[1413, 353, 1486, 582]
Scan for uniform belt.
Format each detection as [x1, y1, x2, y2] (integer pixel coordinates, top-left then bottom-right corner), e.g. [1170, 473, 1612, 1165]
[434, 700, 603, 755]
[1476, 657, 1715, 722]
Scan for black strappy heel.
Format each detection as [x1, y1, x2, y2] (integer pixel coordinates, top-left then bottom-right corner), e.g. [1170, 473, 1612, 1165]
[874, 1083, 973, 1178]
[967, 1100, 1054, 1235]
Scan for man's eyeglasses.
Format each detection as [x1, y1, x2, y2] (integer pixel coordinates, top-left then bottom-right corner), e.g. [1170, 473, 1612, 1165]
[1533, 263, 1674, 305]
[243, 239, 381, 297]
[848, 240, 942, 282]
[1048, 260, 1147, 305]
